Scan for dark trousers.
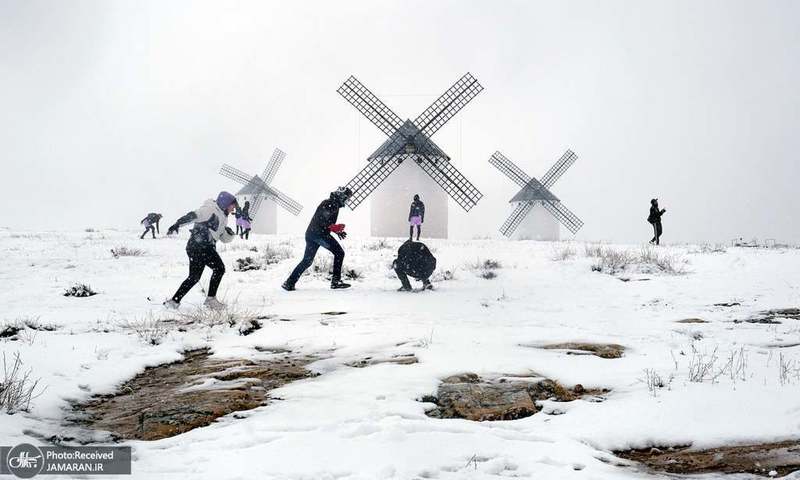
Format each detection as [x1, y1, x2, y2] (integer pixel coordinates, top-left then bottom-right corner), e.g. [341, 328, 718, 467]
[286, 234, 344, 285]
[140, 226, 155, 239]
[395, 268, 412, 289]
[651, 221, 663, 245]
[409, 225, 421, 241]
[395, 267, 430, 289]
[172, 242, 225, 302]
[240, 228, 250, 240]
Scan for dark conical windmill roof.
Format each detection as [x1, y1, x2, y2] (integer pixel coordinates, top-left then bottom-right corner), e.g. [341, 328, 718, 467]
[509, 177, 560, 203]
[236, 176, 267, 195]
[368, 119, 449, 161]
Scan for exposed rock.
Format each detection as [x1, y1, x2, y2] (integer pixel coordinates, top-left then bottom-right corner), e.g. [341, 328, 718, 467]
[424, 373, 608, 421]
[70, 348, 316, 441]
[616, 441, 800, 477]
[536, 342, 625, 359]
[347, 353, 418, 368]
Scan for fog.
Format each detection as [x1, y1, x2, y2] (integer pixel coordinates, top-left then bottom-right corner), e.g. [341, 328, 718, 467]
[1, 0, 798, 243]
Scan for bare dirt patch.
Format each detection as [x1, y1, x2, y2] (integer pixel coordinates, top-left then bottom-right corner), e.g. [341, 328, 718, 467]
[423, 373, 608, 421]
[675, 318, 709, 324]
[736, 308, 800, 325]
[70, 348, 316, 441]
[536, 342, 625, 359]
[714, 302, 741, 307]
[616, 441, 800, 477]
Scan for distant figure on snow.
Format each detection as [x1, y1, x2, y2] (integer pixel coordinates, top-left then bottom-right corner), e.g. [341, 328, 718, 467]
[408, 194, 425, 241]
[648, 198, 666, 245]
[164, 191, 238, 310]
[238, 200, 252, 240]
[282, 187, 353, 291]
[393, 239, 436, 292]
[140, 213, 162, 239]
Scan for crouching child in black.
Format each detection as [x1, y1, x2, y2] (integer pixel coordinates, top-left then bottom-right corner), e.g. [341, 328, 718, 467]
[393, 240, 436, 292]
[282, 187, 352, 291]
[164, 191, 238, 310]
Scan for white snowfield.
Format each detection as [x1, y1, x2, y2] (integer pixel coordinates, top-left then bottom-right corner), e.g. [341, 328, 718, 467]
[2, 229, 800, 479]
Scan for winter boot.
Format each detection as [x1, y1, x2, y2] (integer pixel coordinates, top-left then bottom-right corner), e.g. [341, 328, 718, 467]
[281, 281, 296, 292]
[204, 296, 226, 310]
[422, 280, 433, 290]
[330, 279, 351, 290]
[397, 285, 412, 292]
[163, 299, 180, 310]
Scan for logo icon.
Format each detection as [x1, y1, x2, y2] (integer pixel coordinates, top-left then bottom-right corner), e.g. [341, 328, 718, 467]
[6, 443, 44, 478]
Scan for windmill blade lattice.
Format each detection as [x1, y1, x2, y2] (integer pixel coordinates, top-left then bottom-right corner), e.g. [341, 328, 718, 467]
[540, 200, 583, 234]
[345, 157, 405, 209]
[541, 150, 577, 188]
[489, 151, 532, 188]
[338, 73, 484, 212]
[414, 73, 483, 137]
[261, 148, 286, 186]
[219, 149, 303, 218]
[499, 202, 534, 236]
[415, 152, 483, 211]
[337, 76, 404, 137]
[488, 149, 583, 237]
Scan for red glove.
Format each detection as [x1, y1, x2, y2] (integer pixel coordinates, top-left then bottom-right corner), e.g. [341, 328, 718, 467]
[328, 224, 346, 233]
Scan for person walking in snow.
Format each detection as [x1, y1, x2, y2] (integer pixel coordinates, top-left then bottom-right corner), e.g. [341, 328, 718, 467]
[648, 198, 666, 245]
[282, 187, 352, 291]
[393, 239, 436, 292]
[408, 194, 425, 241]
[237, 200, 252, 240]
[140, 213, 162, 239]
[164, 192, 238, 310]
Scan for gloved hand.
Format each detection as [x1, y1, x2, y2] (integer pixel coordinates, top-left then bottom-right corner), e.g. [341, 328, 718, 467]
[167, 224, 180, 235]
[225, 227, 235, 236]
[335, 231, 347, 240]
[328, 224, 346, 233]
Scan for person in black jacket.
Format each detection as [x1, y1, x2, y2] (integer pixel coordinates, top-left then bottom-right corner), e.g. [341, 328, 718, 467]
[140, 213, 162, 239]
[647, 198, 666, 245]
[393, 239, 436, 291]
[164, 192, 238, 310]
[282, 187, 353, 291]
[408, 194, 425, 241]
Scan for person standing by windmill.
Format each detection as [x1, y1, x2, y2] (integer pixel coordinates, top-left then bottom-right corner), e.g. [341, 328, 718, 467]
[408, 194, 425, 241]
[282, 187, 353, 291]
[648, 198, 666, 245]
[238, 200, 252, 240]
[164, 191, 238, 310]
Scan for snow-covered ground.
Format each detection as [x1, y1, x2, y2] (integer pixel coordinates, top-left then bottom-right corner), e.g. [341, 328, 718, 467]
[2, 228, 800, 479]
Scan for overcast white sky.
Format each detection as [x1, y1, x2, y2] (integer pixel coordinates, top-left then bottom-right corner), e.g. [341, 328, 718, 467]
[1, 0, 798, 243]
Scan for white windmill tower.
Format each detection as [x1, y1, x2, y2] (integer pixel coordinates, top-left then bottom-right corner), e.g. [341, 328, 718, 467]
[489, 150, 584, 240]
[219, 148, 303, 234]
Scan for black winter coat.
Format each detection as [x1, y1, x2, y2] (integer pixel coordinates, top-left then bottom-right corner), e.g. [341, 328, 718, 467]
[648, 205, 665, 224]
[306, 199, 341, 236]
[409, 200, 425, 221]
[395, 241, 436, 280]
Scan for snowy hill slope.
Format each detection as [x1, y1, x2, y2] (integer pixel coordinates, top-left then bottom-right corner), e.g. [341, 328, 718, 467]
[1, 229, 800, 479]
